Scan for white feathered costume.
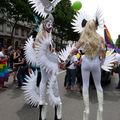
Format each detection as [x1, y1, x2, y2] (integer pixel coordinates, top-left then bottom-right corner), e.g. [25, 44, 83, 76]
[22, 1, 116, 120]
[23, 20, 63, 120]
[22, 0, 62, 120]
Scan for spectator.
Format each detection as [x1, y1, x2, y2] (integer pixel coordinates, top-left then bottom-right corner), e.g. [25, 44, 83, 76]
[14, 50, 28, 88]
[13, 47, 21, 82]
[0, 47, 9, 89]
[76, 51, 82, 93]
[8, 47, 14, 70]
[65, 50, 78, 90]
[115, 52, 120, 90]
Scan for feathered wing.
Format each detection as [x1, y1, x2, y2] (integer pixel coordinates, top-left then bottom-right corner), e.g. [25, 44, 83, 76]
[24, 36, 37, 66]
[35, 33, 59, 74]
[95, 8, 104, 29]
[58, 43, 75, 62]
[71, 11, 92, 33]
[28, 0, 61, 18]
[22, 70, 40, 107]
[101, 50, 116, 72]
[29, 0, 47, 17]
[35, 33, 61, 107]
[71, 8, 104, 33]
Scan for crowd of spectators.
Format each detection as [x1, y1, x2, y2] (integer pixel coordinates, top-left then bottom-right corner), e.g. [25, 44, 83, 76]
[0, 45, 120, 92]
[64, 49, 120, 93]
[0, 45, 29, 90]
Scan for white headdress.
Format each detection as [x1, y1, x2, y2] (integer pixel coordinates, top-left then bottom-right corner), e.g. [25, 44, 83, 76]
[71, 8, 104, 33]
[29, 0, 61, 18]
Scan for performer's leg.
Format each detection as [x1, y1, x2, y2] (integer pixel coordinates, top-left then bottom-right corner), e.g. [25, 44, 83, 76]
[54, 102, 62, 120]
[48, 73, 62, 120]
[81, 60, 90, 120]
[39, 70, 48, 120]
[39, 103, 48, 120]
[36, 70, 41, 87]
[53, 76, 62, 120]
[39, 70, 47, 105]
[96, 90, 103, 120]
[91, 59, 103, 120]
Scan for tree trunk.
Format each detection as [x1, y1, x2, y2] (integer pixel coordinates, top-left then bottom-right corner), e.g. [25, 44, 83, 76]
[10, 20, 18, 46]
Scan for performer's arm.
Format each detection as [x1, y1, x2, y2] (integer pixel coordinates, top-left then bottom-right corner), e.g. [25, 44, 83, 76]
[99, 36, 106, 60]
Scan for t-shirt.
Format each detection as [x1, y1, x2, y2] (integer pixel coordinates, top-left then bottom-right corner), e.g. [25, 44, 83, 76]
[0, 51, 5, 63]
[0, 51, 5, 61]
[67, 55, 78, 69]
[0, 51, 4, 57]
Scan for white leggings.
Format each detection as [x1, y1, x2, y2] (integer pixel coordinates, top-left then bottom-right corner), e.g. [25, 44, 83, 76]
[39, 69, 61, 106]
[81, 55, 103, 95]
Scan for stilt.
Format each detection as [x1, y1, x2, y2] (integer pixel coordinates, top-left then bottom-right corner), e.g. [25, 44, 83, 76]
[54, 103, 62, 120]
[39, 103, 47, 120]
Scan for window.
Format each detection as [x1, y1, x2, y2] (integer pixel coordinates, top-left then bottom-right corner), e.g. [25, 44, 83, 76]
[21, 29, 25, 36]
[0, 23, 3, 32]
[7, 24, 11, 33]
[15, 27, 19, 35]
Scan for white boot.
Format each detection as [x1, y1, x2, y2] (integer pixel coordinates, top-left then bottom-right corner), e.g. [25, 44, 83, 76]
[39, 103, 48, 120]
[83, 94, 89, 120]
[97, 91, 103, 120]
[54, 102, 62, 120]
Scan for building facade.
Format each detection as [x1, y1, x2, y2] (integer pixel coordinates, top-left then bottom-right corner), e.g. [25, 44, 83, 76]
[0, 13, 32, 48]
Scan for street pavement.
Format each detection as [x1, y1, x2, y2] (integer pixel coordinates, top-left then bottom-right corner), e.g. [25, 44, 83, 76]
[0, 71, 120, 120]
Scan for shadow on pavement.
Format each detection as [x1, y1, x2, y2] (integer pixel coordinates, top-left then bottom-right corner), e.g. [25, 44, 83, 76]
[17, 104, 38, 120]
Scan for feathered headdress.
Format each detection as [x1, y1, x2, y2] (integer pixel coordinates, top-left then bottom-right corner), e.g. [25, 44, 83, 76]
[71, 8, 104, 33]
[28, 0, 61, 18]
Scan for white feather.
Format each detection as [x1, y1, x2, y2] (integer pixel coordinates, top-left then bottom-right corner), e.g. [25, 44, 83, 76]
[24, 36, 37, 66]
[22, 70, 40, 107]
[71, 11, 92, 33]
[71, 8, 104, 33]
[28, 0, 61, 18]
[101, 50, 116, 72]
[95, 8, 104, 29]
[35, 33, 59, 74]
[58, 43, 75, 62]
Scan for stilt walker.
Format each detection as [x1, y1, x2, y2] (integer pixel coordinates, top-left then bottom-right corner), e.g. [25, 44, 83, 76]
[22, 0, 64, 120]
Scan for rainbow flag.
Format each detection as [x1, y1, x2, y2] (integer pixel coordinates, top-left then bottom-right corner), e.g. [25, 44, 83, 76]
[0, 63, 9, 79]
[104, 24, 120, 53]
[104, 24, 115, 48]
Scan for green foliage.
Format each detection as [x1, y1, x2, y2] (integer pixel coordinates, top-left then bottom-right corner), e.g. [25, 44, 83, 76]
[0, 0, 80, 41]
[0, 0, 34, 22]
[115, 35, 120, 48]
[53, 0, 79, 41]
[0, 0, 34, 41]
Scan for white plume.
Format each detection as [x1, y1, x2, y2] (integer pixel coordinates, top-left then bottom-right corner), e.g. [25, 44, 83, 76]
[101, 50, 116, 72]
[58, 43, 75, 62]
[22, 70, 40, 107]
[24, 36, 37, 66]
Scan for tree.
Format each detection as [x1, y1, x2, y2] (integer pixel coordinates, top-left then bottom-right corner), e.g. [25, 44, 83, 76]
[0, 0, 79, 43]
[0, 0, 34, 41]
[53, 0, 79, 42]
[115, 35, 120, 48]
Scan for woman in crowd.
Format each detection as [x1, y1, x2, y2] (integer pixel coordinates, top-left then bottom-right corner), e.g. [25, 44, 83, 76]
[0, 47, 9, 89]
